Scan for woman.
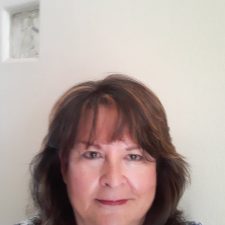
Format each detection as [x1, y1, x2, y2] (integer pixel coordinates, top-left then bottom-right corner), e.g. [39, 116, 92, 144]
[16, 74, 201, 225]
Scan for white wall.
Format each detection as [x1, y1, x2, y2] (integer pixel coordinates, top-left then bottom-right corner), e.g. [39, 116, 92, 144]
[0, 0, 225, 224]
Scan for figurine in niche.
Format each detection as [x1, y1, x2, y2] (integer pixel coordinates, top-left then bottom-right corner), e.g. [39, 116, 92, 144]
[11, 9, 39, 58]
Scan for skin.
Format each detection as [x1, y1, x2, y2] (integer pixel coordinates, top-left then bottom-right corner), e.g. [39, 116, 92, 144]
[62, 105, 157, 225]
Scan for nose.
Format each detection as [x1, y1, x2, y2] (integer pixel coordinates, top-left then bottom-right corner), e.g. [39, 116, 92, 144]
[100, 160, 127, 188]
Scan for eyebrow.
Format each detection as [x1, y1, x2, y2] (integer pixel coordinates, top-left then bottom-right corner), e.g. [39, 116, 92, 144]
[78, 141, 140, 151]
[78, 141, 101, 149]
[126, 146, 141, 151]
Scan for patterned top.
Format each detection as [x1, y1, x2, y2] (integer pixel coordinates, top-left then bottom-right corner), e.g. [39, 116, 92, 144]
[15, 216, 40, 225]
[15, 216, 202, 225]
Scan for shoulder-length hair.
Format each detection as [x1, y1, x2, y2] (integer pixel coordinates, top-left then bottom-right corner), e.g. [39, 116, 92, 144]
[30, 74, 189, 225]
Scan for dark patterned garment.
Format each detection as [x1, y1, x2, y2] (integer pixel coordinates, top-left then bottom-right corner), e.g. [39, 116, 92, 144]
[14, 216, 40, 225]
[15, 216, 202, 225]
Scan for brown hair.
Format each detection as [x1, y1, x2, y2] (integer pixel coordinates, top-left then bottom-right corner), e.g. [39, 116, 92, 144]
[30, 74, 189, 225]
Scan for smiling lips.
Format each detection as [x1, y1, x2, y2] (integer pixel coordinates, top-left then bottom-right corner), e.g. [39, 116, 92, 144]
[96, 199, 128, 206]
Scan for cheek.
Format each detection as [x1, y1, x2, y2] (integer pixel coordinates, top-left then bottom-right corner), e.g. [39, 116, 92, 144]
[65, 161, 99, 198]
[127, 165, 157, 195]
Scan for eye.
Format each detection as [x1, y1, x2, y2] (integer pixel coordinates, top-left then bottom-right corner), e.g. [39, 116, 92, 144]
[126, 154, 144, 161]
[82, 151, 102, 159]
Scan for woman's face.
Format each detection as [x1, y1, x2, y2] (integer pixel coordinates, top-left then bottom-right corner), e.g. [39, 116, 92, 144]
[62, 105, 157, 225]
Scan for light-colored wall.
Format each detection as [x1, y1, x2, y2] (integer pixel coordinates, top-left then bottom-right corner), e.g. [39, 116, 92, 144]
[0, 0, 225, 225]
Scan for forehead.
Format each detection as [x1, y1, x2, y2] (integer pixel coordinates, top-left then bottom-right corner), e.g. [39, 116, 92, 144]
[75, 104, 132, 145]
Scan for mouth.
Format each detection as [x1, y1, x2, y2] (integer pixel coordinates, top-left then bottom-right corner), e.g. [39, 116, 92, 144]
[96, 199, 128, 206]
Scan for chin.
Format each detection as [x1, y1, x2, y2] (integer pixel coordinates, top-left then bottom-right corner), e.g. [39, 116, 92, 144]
[89, 213, 143, 225]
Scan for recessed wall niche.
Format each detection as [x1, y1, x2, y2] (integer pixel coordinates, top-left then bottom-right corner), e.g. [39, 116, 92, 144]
[11, 8, 39, 58]
[1, 1, 39, 60]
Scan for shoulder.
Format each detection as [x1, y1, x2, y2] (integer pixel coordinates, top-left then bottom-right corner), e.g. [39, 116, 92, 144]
[184, 222, 202, 225]
[14, 216, 41, 225]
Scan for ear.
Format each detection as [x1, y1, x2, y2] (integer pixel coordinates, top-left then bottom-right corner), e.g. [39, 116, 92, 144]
[59, 152, 67, 184]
